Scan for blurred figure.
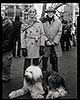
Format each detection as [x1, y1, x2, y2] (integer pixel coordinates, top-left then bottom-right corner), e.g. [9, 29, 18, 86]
[71, 23, 77, 47]
[61, 20, 68, 51]
[21, 7, 45, 74]
[61, 20, 72, 51]
[12, 16, 22, 58]
[2, 11, 14, 82]
[41, 6, 62, 73]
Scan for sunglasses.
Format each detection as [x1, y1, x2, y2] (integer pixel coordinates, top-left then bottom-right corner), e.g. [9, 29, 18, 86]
[29, 11, 35, 13]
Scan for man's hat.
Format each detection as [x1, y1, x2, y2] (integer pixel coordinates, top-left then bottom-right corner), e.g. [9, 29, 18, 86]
[45, 6, 56, 13]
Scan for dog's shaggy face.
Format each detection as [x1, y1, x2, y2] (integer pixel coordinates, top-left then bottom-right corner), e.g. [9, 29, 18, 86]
[42, 71, 67, 99]
[25, 65, 43, 82]
[8, 65, 44, 99]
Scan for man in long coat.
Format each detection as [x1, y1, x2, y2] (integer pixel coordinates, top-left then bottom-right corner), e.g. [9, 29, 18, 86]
[40, 6, 62, 73]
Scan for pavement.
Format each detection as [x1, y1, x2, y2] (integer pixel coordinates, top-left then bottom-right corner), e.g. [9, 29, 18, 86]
[2, 46, 77, 99]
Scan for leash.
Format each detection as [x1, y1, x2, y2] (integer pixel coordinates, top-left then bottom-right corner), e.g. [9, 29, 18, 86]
[38, 44, 55, 65]
[38, 55, 44, 65]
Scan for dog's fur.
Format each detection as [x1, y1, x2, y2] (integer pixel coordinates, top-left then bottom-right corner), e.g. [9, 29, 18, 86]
[42, 71, 67, 99]
[9, 65, 67, 99]
[9, 65, 45, 99]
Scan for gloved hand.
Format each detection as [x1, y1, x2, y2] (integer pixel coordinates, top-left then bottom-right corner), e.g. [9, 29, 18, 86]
[45, 40, 52, 46]
[45, 41, 57, 47]
[39, 46, 44, 56]
[22, 48, 27, 57]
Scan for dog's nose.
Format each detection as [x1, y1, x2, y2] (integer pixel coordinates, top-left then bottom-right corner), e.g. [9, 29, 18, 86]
[24, 74, 28, 77]
[24, 75, 29, 80]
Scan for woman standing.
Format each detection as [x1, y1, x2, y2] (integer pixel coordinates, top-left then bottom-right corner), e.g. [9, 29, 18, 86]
[21, 7, 45, 74]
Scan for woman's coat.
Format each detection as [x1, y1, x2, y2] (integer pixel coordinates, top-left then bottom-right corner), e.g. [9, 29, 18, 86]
[21, 21, 45, 58]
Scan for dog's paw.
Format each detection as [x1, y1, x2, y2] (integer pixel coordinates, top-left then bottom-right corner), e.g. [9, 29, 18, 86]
[46, 90, 60, 99]
[9, 91, 17, 99]
[58, 87, 67, 97]
[52, 91, 60, 98]
[46, 90, 53, 99]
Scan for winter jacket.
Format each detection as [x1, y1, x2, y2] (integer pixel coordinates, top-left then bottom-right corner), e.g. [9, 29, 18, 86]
[21, 20, 45, 58]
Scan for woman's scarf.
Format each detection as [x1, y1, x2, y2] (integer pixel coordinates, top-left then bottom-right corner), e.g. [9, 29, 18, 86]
[22, 17, 37, 32]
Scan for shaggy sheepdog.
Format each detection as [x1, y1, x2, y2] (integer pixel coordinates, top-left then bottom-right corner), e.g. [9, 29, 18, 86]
[42, 71, 67, 99]
[9, 65, 67, 99]
[9, 65, 45, 99]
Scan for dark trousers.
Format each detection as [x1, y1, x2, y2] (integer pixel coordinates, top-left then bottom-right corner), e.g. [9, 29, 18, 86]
[72, 34, 76, 46]
[2, 52, 12, 79]
[61, 38, 70, 51]
[12, 38, 21, 57]
[42, 46, 58, 72]
[60, 39, 65, 51]
[65, 38, 71, 51]
[24, 58, 39, 75]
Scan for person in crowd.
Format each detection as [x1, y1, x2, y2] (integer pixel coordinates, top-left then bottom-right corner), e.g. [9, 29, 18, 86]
[12, 16, 22, 57]
[21, 7, 45, 74]
[40, 6, 62, 74]
[2, 11, 14, 82]
[71, 23, 77, 47]
[67, 20, 73, 49]
[60, 20, 68, 51]
[61, 20, 72, 51]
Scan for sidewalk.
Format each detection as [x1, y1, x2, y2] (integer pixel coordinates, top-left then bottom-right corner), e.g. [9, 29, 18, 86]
[2, 47, 77, 99]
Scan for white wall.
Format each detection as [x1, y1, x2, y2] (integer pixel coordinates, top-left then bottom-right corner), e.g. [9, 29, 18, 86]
[34, 3, 43, 20]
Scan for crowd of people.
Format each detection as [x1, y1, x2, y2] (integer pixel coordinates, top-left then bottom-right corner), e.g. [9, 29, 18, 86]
[60, 19, 77, 51]
[2, 6, 77, 83]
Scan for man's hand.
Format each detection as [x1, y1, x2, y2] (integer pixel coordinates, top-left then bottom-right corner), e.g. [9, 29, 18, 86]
[45, 41, 57, 46]
[45, 40, 52, 46]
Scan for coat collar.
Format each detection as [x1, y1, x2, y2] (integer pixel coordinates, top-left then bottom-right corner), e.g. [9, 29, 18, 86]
[40, 15, 55, 24]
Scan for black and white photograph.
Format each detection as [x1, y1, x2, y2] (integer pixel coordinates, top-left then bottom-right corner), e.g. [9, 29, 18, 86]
[1, 3, 79, 99]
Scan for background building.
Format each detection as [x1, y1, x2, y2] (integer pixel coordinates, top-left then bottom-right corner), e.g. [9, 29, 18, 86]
[1, 3, 34, 21]
[1, 3, 79, 24]
[63, 3, 73, 21]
